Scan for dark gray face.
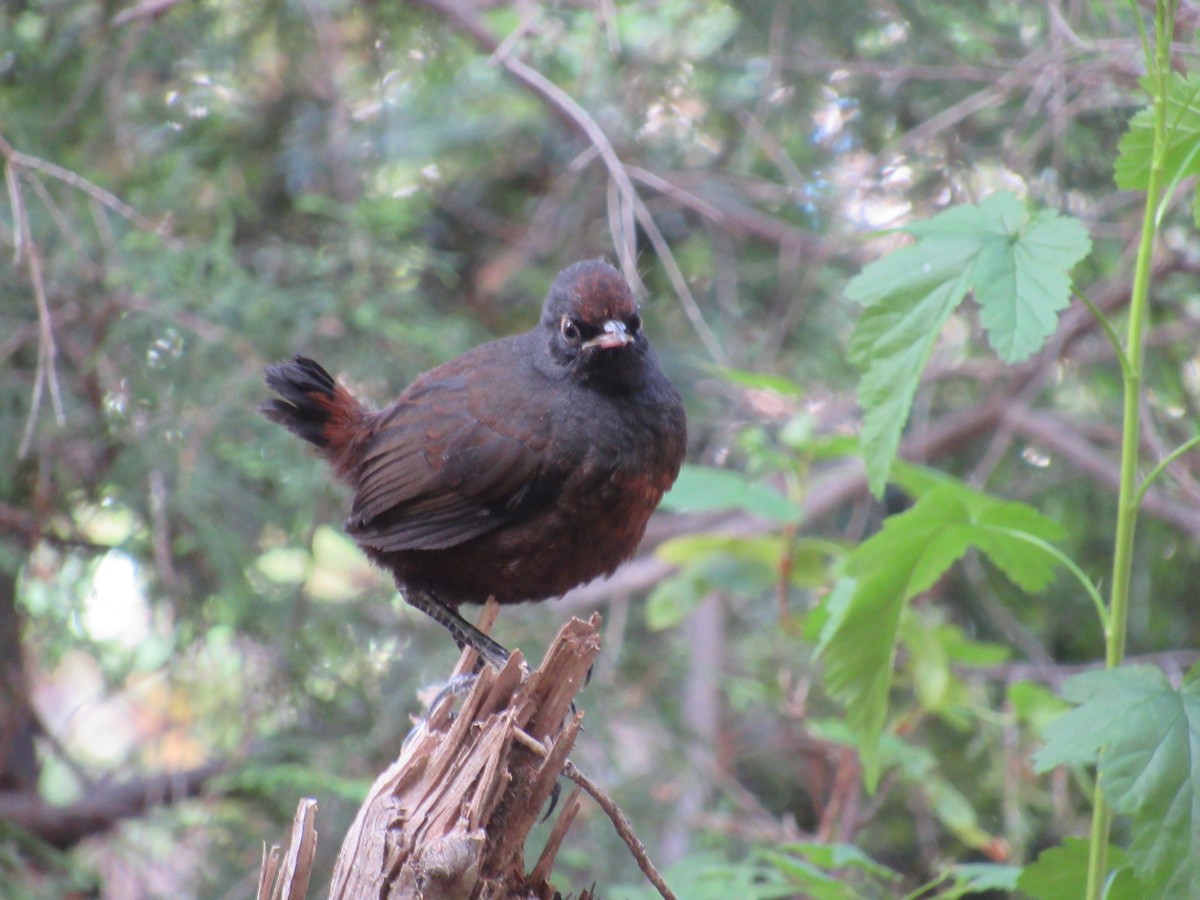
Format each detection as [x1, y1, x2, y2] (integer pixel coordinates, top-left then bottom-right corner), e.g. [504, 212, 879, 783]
[541, 260, 651, 390]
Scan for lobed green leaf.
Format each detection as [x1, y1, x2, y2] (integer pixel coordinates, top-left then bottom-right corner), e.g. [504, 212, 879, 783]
[1034, 666, 1200, 895]
[846, 192, 1090, 495]
[1115, 72, 1200, 225]
[819, 480, 1064, 788]
[1017, 838, 1145, 900]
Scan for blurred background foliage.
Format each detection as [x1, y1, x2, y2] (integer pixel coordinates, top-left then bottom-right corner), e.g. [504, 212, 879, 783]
[3, 0, 1200, 896]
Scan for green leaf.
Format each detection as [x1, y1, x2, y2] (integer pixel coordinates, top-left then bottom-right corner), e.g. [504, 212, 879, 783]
[655, 533, 786, 568]
[971, 499, 1067, 592]
[846, 192, 1091, 495]
[753, 850, 862, 900]
[659, 465, 802, 522]
[1007, 681, 1069, 734]
[1115, 73, 1200, 225]
[754, 843, 897, 900]
[1034, 666, 1200, 895]
[773, 842, 896, 881]
[819, 481, 1064, 788]
[644, 573, 704, 631]
[712, 366, 805, 397]
[655, 533, 835, 590]
[935, 623, 1010, 667]
[1017, 838, 1144, 900]
[970, 206, 1090, 363]
[650, 535, 780, 622]
[848, 277, 967, 498]
[926, 863, 1022, 899]
[900, 614, 952, 714]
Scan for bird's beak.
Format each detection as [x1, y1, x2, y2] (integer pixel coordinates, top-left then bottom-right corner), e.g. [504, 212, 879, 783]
[582, 320, 632, 350]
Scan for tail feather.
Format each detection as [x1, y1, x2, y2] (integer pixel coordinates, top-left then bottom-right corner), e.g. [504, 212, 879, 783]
[262, 355, 367, 480]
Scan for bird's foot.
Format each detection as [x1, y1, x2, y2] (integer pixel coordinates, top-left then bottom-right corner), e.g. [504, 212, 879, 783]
[401, 671, 487, 752]
[405, 589, 513, 672]
[469, 632, 512, 673]
[427, 671, 482, 717]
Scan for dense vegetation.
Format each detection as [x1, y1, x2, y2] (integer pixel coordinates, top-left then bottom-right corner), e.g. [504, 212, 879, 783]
[3, 1, 1199, 896]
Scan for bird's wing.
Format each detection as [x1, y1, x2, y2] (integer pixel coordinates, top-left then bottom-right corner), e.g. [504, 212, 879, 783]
[346, 366, 555, 552]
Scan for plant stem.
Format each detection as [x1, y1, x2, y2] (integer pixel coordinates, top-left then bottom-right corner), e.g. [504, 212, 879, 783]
[1084, 2, 1173, 897]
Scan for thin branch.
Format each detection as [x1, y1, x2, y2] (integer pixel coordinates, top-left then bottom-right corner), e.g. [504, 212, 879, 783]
[1006, 407, 1200, 539]
[528, 786, 583, 887]
[497, 53, 726, 364]
[626, 166, 728, 227]
[5, 146, 26, 263]
[564, 760, 677, 900]
[4, 156, 66, 457]
[972, 649, 1200, 688]
[0, 133, 179, 247]
[412, 0, 728, 365]
[24, 170, 90, 261]
[0, 759, 228, 850]
[0, 131, 183, 457]
[110, 0, 189, 28]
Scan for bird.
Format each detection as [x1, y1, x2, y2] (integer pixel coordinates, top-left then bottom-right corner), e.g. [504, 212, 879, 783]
[262, 259, 687, 669]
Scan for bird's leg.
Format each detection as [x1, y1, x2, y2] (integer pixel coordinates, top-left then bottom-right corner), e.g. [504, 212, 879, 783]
[403, 588, 511, 671]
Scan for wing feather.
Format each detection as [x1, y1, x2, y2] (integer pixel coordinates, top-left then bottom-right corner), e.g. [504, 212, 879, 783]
[345, 354, 555, 552]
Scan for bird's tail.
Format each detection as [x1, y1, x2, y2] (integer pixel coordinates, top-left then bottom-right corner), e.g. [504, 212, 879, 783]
[262, 355, 368, 482]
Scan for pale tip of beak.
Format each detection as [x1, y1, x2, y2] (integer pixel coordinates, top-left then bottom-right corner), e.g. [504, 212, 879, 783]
[582, 320, 632, 350]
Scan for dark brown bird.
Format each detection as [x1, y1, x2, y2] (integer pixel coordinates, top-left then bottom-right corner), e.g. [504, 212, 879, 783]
[262, 259, 687, 668]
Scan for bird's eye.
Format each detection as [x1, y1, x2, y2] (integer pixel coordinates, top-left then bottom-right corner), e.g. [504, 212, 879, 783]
[561, 317, 582, 342]
[628, 313, 642, 335]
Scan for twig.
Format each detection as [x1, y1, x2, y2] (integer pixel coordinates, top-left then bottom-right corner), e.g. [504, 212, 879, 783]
[148, 469, 180, 590]
[972, 649, 1200, 689]
[0, 132, 179, 246]
[24, 170, 90, 261]
[495, 52, 726, 365]
[509, 723, 676, 899]
[413, 0, 728, 366]
[111, 0, 189, 27]
[5, 156, 66, 456]
[1006, 407, 1200, 538]
[564, 760, 678, 900]
[0, 130, 182, 457]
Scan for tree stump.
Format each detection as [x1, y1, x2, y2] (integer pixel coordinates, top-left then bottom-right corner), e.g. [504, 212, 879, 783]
[324, 610, 601, 899]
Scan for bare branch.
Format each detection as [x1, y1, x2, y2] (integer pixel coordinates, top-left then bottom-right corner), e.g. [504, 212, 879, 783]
[0, 759, 227, 850]
[0, 135, 178, 246]
[111, 0, 189, 27]
[4, 154, 65, 457]
[565, 760, 678, 900]
[1006, 407, 1200, 539]
[412, 0, 729, 365]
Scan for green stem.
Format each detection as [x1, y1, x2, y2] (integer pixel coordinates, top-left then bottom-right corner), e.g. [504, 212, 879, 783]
[1134, 434, 1200, 510]
[1084, 3, 1174, 897]
[1073, 287, 1130, 379]
[982, 526, 1108, 632]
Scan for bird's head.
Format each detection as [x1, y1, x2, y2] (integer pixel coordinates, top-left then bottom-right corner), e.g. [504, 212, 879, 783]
[541, 259, 651, 390]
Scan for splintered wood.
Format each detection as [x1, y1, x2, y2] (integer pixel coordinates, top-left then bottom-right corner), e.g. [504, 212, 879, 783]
[330, 610, 602, 900]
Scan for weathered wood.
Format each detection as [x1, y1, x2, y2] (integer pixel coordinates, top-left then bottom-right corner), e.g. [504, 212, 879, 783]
[258, 797, 318, 900]
[328, 609, 602, 899]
